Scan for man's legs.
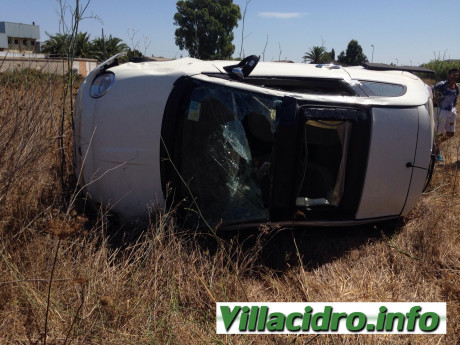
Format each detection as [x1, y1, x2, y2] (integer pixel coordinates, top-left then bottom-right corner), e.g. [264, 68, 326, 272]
[435, 110, 456, 161]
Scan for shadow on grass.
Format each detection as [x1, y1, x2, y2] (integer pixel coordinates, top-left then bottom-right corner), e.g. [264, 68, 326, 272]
[199, 219, 404, 273]
[264, 221, 402, 271]
[80, 194, 404, 275]
[450, 160, 460, 169]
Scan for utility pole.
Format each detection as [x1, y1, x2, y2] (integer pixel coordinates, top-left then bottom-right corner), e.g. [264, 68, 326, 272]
[371, 44, 374, 63]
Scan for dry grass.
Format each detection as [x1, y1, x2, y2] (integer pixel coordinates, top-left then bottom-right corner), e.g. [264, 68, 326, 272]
[0, 68, 459, 345]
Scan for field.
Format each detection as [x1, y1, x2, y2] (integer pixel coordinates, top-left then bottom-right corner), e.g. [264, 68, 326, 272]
[0, 67, 459, 345]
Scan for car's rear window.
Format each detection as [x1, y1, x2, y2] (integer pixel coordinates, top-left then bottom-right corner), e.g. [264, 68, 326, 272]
[359, 81, 406, 97]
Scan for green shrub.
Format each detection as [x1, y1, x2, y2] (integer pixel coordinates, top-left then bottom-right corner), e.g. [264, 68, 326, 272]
[421, 59, 460, 82]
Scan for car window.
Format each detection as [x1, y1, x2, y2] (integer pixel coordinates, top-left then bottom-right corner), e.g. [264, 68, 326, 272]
[359, 81, 406, 97]
[178, 80, 282, 226]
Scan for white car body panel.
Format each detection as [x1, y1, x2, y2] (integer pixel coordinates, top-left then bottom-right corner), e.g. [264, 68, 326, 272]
[356, 107, 419, 219]
[76, 59, 183, 217]
[401, 105, 433, 216]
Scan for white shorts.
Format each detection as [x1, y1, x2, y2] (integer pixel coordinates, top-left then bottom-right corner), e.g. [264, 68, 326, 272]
[434, 108, 457, 135]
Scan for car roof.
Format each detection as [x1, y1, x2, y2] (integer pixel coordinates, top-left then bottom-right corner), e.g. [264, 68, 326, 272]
[106, 57, 430, 106]
[114, 57, 422, 82]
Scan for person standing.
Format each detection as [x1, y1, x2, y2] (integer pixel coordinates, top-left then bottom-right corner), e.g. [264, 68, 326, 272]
[432, 68, 459, 162]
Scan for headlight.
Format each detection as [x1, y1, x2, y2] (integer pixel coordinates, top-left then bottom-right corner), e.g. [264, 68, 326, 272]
[90, 72, 115, 98]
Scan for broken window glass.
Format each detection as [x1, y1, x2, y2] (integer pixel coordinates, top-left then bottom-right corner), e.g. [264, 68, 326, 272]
[178, 81, 282, 227]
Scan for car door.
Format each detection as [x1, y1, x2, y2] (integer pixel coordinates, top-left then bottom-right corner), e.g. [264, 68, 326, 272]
[355, 107, 420, 219]
[270, 97, 371, 221]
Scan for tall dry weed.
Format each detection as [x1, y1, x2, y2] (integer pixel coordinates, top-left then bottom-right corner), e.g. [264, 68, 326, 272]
[0, 62, 70, 240]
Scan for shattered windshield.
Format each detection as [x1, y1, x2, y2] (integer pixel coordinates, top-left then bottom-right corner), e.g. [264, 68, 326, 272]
[179, 81, 282, 227]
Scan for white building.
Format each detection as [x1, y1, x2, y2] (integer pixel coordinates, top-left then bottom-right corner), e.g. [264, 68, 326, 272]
[0, 21, 40, 53]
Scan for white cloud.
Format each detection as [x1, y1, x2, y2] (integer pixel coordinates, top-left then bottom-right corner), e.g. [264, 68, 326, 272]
[258, 12, 309, 19]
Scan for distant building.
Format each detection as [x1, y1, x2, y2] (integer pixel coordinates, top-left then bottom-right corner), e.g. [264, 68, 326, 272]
[0, 21, 97, 77]
[0, 21, 40, 53]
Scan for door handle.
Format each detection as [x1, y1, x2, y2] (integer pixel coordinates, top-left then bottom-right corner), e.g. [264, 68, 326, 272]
[406, 162, 429, 171]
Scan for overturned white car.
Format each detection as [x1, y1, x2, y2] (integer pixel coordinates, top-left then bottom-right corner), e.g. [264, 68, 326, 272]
[75, 55, 434, 228]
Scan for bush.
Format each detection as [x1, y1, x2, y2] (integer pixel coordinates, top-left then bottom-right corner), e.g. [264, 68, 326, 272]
[421, 59, 460, 82]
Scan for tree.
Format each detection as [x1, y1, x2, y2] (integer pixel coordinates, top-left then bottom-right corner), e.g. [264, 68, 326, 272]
[43, 32, 129, 61]
[74, 32, 94, 58]
[173, 0, 241, 60]
[41, 33, 71, 56]
[337, 39, 368, 66]
[42, 32, 93, 58]
[118, 48, 146, 63]
[92, 35, 129, 62]
[302, 46, 331, 64]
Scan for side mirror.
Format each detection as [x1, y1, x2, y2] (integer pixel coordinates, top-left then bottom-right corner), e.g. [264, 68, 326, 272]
[223, 55, 259, 79]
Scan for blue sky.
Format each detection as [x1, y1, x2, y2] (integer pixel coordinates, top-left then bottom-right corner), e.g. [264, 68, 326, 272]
[1, 0, 459, 65]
